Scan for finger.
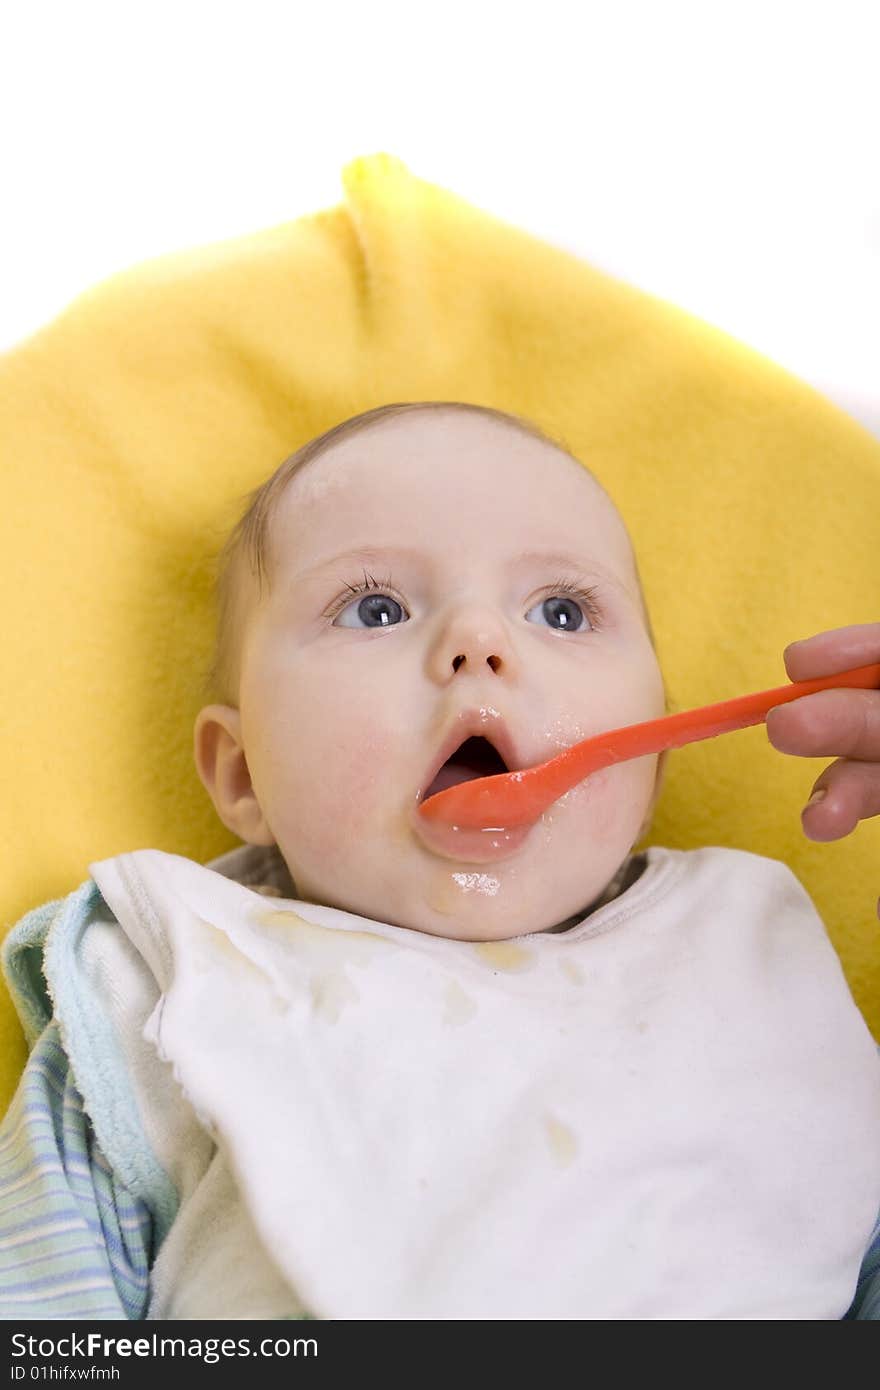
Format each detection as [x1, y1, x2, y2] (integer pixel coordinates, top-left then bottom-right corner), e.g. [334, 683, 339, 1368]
[782, 622, 880, 682]
[799, 757, 880, 842]
[766, 687, 880, 761]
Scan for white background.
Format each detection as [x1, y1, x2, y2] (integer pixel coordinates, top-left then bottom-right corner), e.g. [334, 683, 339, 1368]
[2, 0, 878, 437]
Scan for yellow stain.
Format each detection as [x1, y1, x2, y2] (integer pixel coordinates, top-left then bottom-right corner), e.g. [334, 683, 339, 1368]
[310, 971, 360, 1024]
[473, 941, 534, 972]
[194, 918, 270, 980]
[257, 909, 389, 964]
[544, 1112, 578, 1168]
[443, 979, 477, 1026]
[248, 910, 390, 1021]
[191, 917, 294, 1013]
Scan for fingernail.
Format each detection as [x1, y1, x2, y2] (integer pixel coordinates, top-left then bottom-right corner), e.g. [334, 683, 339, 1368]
[805, 788, 828, 809]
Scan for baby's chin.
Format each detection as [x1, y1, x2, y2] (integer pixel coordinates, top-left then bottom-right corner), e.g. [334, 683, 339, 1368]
[379, 878, 617, 942]
[288, 857, 626, 939]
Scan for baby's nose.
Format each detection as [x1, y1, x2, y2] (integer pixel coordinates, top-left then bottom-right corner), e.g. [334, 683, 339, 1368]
[452, 651, 502, 674]
[429, 603, 516, 684]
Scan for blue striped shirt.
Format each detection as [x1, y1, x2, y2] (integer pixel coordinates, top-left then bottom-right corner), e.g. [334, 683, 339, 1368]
[0, 1023, 152, 1319]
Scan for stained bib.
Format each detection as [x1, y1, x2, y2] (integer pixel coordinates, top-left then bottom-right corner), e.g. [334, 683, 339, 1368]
[84, 842, 880, 1320]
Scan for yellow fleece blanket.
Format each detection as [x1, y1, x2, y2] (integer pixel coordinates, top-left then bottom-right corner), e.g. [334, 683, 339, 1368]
[1, 153, 878, 1112]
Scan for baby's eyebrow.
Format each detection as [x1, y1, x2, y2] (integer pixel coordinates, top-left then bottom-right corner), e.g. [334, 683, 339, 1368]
[513, 548, 610, 577]
[517, 549, 639, 606]
[295, 544, 426, 582]
[295, 544, 611, 584]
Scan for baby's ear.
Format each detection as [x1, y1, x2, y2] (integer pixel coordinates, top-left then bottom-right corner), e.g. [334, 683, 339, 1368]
[192, 705, 276, 846]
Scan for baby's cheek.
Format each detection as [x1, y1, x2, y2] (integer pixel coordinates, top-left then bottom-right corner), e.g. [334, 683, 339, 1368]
[555, 759, 653, 839]
[311, 724, 399, 834]
[600, 759, 658, 838]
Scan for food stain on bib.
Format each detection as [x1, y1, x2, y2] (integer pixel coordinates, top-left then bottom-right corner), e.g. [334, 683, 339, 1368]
[560, 960, 584, 986]
[473, 940, 535, 972]
[194, 917, 285, 990]
[310, 971, 360, 1024]
[443, 979, 477, 1026]
[194, 918, 241, 961]
[256, 910, 389, 963]
[251, 910, 392, 1021]
[543, 1112, 578, 1168]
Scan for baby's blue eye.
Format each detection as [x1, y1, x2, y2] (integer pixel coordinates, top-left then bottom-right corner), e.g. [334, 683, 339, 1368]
[332, 592, 408, 629]
[525, 596, 589, 633]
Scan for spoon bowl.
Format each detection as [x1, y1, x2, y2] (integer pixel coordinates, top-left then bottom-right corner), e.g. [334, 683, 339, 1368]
[418, 661, 880, 829]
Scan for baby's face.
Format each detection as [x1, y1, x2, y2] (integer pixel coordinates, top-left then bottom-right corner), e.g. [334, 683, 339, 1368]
[197, 410, 666, 940]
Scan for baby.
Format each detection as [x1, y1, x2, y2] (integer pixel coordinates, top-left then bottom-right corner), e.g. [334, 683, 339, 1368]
[1, 401, 879, 1321]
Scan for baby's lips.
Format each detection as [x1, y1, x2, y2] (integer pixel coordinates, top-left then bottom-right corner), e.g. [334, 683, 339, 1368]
[417, 708, 523, 805]
[410, 799, 537, 863]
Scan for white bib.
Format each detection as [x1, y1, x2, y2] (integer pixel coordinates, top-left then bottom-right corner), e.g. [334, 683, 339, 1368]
[88, 843, 880, 1319]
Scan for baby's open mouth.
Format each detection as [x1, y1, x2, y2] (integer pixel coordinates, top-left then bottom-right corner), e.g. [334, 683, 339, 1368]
[422, 736, 510, 802]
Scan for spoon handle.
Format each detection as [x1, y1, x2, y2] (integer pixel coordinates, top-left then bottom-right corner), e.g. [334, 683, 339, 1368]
[563, 660, 880, 778]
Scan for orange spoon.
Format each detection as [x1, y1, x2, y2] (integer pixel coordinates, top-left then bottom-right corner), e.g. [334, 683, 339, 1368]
[418, 661, 880, 829]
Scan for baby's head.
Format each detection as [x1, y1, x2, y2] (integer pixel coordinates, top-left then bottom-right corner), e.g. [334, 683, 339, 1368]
[194, 402, 668, 941]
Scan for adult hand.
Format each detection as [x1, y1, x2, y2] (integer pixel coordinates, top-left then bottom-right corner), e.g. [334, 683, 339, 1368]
[765, 622, 880, 844]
